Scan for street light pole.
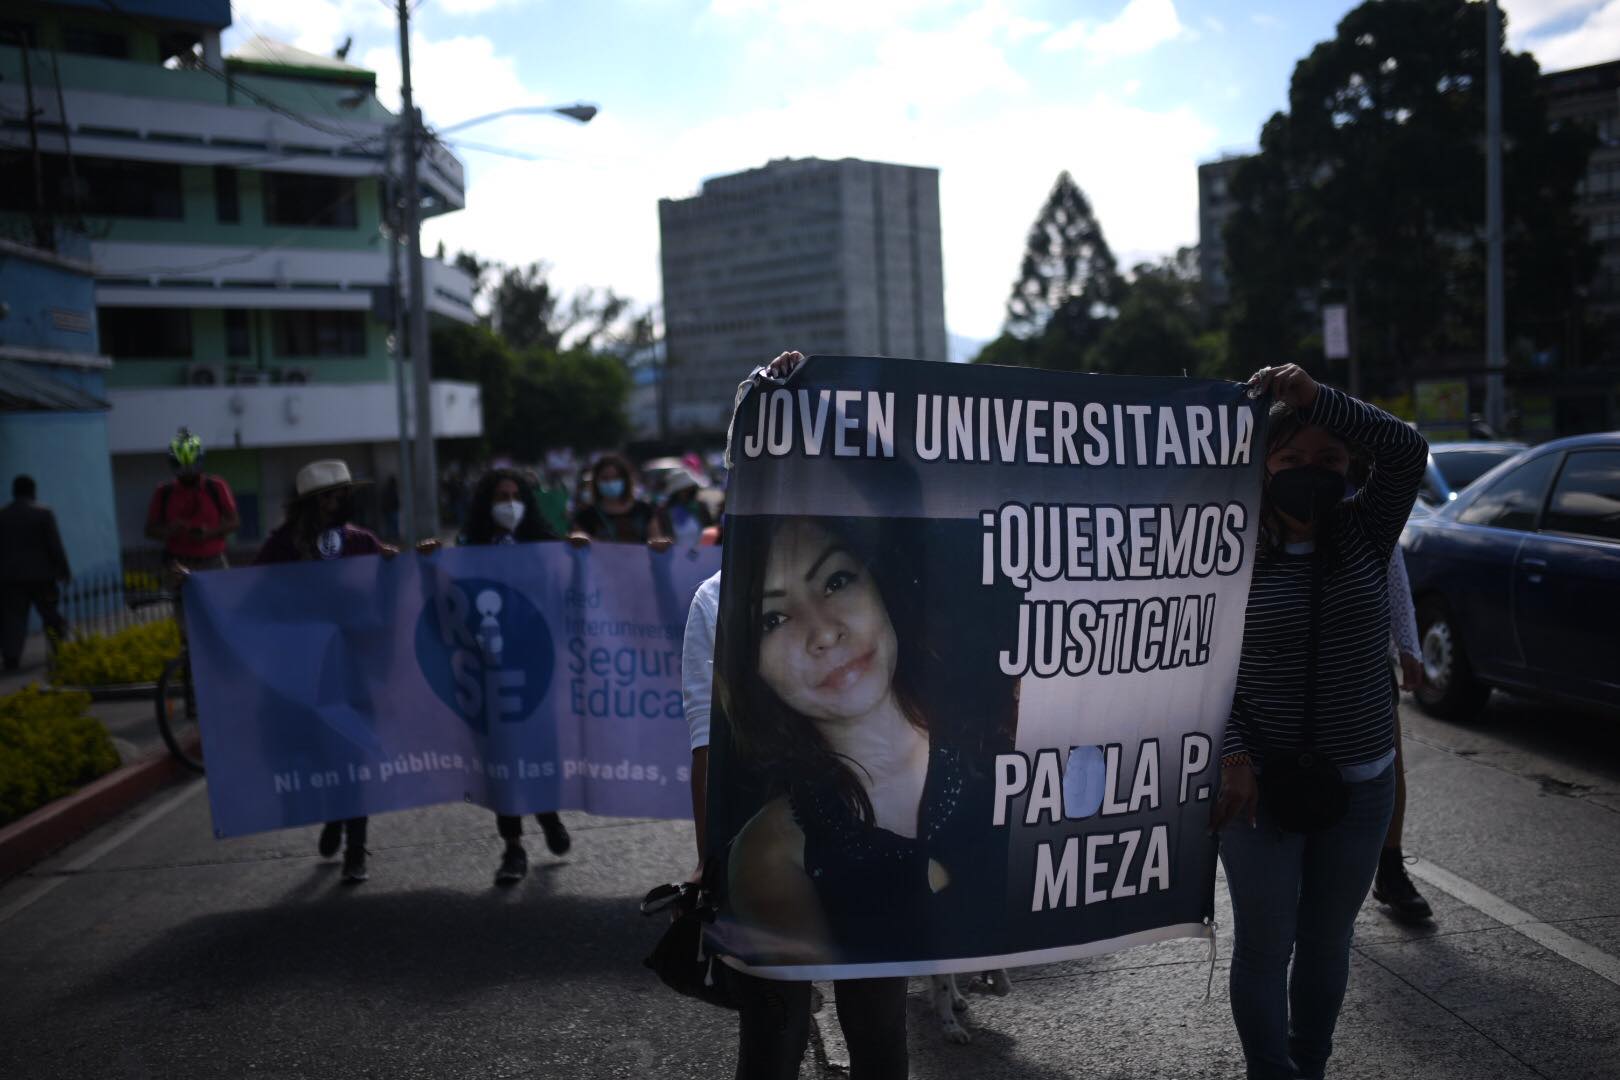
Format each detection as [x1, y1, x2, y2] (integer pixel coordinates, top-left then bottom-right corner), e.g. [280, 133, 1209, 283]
[396, 0, 439, 539]
[1484, 0, 1507, 433]
[384, 123, 417, 544]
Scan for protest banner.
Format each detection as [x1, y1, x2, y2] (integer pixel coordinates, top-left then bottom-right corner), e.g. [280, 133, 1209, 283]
[706, 355, 1266, 979]
[185, 542, 720, 837]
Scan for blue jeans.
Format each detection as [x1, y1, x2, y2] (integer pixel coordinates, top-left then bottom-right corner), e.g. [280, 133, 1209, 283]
[1219, 766, 1396, 1080]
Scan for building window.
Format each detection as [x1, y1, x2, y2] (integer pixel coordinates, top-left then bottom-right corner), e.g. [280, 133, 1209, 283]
[263, 173, 358, 228]
[99, 308, 192, 359]
[225, 310, 252, 358]
[62, 27, 129, 59]
[0, 155, 182, 219]
[215, 167, 240, 224]
[272, 310, 367, 357]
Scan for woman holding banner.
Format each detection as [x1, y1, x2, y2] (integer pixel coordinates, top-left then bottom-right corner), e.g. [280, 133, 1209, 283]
[1211, 365, 1426, 1080]
[254, 459, 437, 884]
[458, 468, 574, 884]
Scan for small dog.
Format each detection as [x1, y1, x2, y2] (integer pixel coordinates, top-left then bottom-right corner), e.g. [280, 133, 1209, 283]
[928, 969, 1012, 1043]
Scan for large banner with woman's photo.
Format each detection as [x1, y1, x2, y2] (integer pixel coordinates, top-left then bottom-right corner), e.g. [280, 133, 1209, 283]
[706, 355, 1267, 979]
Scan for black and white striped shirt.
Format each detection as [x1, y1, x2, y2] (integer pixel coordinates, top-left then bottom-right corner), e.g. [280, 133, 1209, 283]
[1222, 386, 1428, 771]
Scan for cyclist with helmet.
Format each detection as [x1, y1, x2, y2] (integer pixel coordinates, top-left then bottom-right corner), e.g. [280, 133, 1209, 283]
[145, 429, 240, 575]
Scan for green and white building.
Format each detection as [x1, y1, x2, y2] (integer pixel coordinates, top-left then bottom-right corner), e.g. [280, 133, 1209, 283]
[1, 0, 480, 549]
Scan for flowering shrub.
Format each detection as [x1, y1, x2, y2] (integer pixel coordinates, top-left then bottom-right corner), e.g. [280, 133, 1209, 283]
[52, 620, 181, 687]
[0, 686, 120, 826]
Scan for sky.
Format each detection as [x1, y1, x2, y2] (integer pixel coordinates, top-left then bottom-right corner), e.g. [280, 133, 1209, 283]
[222, 0, 1620, 347]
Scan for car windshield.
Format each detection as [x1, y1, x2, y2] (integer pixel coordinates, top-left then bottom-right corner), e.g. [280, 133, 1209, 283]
[1434, 449, 1519, 491]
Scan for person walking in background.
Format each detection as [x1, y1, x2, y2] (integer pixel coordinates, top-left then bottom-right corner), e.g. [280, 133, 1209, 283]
[568, 453, 671, 548]
[1212, 364, 1427, 1080]
[663, 476, 713, 551]
[253, 459, 436, 883]
[145, 429, 239, 576]
[0, 476, 71, 671]
[458, 467, 573, 883]
[1372, 545, 1434, 921]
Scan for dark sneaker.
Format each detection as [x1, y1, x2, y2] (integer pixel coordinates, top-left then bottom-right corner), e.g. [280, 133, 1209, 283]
[341, 847, 369, 884]
[537, 812, 571, 856]
[318, 822, 343, 858]
[495, 845, 529, 885]
[1373, 848, 1432, 921]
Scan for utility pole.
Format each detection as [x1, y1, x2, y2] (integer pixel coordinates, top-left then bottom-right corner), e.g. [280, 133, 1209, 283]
[1484, 0, 1507, 433]
[397, 0, 439, 539]
[384, 124, 417, 544]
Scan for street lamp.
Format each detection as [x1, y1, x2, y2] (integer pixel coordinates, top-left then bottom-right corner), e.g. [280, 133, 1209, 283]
[393, 81, 598, 539]
[434, 103, 598, 138]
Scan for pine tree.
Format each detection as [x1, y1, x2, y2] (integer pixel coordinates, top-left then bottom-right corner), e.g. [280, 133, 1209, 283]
[1004, 171, 1122, 340]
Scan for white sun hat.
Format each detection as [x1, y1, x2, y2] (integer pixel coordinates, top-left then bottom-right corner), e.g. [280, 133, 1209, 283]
[295, 459, 369, 499]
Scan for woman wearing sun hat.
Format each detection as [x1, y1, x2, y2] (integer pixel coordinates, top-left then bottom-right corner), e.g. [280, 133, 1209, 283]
[255, 459, 437, 882]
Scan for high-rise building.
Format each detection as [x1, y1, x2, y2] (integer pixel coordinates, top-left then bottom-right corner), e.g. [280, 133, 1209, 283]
[1543, 59, 1620, 330]
[0, 0, 481, 552]
[658, 156, 947, 437]
[1195, 154, 1250, 315]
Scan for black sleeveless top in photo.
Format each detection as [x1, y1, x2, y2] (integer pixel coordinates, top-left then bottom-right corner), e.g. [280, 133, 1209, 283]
[787, 743, 1004, 964]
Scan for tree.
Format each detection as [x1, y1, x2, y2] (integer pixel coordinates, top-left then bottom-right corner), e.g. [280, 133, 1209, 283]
[1224, 0, 1595, 390]
[431, 323, 517, 461]
[490, 261, 565, 352]
[506, 347, 630, 458]
[1004, 171, 1123, 342]
[1088, 250, 1208, 377]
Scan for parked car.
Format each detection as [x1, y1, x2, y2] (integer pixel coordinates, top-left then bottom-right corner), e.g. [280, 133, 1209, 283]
[1400, 432, 1620, 719]
[1418, 441, 1526, 507]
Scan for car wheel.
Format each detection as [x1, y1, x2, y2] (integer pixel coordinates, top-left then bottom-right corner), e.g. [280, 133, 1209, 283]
[1415, 598, 1491, 721]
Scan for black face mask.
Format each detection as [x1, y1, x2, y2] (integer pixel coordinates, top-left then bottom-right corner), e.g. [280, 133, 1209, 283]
[321, 495, 354, 527]
[1268, 465, 1344, 525]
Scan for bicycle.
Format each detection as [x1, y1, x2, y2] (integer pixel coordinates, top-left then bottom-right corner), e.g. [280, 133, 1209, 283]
[131, 591, 206, 773]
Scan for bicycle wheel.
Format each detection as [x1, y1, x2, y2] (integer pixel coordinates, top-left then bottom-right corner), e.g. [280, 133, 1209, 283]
[155, 653, 206, 773]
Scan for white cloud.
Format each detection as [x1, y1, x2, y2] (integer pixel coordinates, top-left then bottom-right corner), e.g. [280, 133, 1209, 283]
[708, 0, 959, 33]
[226, 0, 1220, 341]
[1203, 14, 1225, 34]
[226, 0, 392, 55]
[1500, 0, 1605, 35]
[434, 0, 531, 14]
[421, 57, 1215, 340]
[1249, 12, 1281, 29]
[1507, 0, 1620, 70]
[1043, 0, 1187, 58]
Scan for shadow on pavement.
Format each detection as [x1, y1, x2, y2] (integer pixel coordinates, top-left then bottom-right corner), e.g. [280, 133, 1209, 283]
[63, 885, 653, 1011]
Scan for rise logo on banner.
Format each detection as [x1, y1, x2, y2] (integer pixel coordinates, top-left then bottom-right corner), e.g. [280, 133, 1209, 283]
[416, 577, 554, 733]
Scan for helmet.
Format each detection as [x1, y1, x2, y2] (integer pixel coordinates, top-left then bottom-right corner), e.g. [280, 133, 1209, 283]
[168, 428, 204, 470]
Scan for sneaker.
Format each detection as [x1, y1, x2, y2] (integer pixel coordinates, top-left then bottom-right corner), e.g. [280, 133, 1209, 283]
[495, 844, 529, 885]
[1373, 848, 1432, 921]
[318, 822, 343, 858]
[341, 847, 369, 884]
[537, 812, 571, 856]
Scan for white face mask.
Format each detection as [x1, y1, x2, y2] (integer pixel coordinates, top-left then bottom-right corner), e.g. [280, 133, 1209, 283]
[491, 499, 525, 532]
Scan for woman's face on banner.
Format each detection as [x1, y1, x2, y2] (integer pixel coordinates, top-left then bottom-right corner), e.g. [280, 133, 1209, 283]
[757, 520, 898, 725]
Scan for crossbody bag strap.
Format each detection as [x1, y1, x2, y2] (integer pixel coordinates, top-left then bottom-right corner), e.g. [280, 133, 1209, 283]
[1300, 545, 1328, 750]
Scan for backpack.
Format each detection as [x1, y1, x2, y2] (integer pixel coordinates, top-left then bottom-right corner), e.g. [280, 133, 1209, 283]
[160, 476, 227, 520]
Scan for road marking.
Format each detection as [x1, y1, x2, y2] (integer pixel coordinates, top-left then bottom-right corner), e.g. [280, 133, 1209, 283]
[1408, 857, 1620, 989]
[0, 780, 204, 928]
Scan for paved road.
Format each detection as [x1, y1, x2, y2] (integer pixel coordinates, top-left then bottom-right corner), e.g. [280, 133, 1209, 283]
[3, 691, 1618, 1079]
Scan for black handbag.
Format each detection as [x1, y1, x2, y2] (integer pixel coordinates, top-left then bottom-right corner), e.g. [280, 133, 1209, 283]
[641, 879, 737, 1010]
[1256, 546, 1349, 833]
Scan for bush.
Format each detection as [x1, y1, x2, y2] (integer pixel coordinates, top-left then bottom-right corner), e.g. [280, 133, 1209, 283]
[0, 686, 120, 826]
[52, 620, 181, 687]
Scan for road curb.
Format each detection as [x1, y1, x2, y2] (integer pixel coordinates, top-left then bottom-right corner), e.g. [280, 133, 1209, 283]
[0, 734, 201, 883]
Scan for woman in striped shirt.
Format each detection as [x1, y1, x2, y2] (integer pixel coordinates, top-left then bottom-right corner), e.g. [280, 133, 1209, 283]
[1211, 364, 1427, 1080]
